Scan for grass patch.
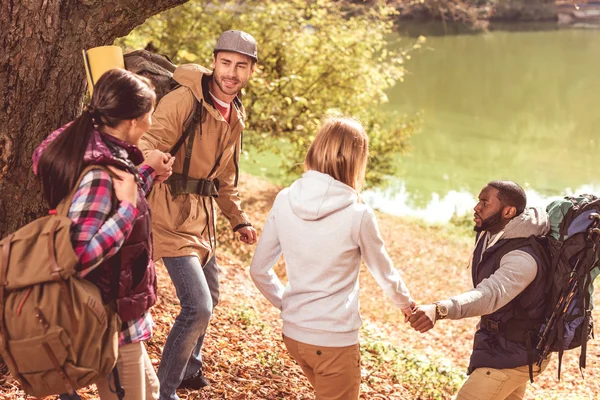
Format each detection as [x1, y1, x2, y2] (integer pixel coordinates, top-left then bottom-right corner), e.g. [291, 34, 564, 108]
[230, 304, 269, 333]
[360, 324, 466, 400]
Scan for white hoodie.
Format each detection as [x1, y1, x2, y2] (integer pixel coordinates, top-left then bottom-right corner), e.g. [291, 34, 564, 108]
[250, 170, 414, 347]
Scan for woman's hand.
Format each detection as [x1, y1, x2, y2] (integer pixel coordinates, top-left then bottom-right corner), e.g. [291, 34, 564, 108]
[108, 166, 138, 206]
[401, 301, 417, 323]
[145, 150, 175, 181]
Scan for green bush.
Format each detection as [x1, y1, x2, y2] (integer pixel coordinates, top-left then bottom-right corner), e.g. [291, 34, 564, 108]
[117, 0, 420, 188]
[360, 324, 466, 399]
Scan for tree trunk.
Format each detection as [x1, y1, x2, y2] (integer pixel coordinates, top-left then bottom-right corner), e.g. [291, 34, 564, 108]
[0, 0, 191, 238]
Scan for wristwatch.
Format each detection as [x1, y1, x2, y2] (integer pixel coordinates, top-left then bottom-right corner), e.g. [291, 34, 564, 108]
[435, 302, 448, 320]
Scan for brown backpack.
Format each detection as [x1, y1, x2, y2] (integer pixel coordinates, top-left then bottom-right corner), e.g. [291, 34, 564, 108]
[124, 49, 177, 104]
[0, 165, 121, 397]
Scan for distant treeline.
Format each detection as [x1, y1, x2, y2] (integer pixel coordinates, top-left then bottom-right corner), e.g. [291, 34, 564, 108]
[348, 0, 558, 31]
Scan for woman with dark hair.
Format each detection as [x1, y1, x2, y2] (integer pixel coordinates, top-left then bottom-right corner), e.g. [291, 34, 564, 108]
[32, 68, 174, 400]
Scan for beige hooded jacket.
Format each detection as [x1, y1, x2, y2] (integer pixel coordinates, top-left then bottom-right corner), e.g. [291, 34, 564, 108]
[139, 64, 250, 263]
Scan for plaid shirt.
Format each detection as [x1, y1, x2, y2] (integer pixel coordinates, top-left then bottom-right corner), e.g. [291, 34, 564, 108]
[69, 165, 155, 346]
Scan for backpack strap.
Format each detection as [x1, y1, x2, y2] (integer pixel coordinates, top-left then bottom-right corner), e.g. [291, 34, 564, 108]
[0, 234, 22, 384]
[169, 99, 202, 157]
[559, 205, 577, 241]
[181, 100, 203, 186]
[164, 97, 228, 193]
[577, 210, 600, 374]
[578, 233, 600, 375]
[110, 366, 125, 400]
[46, 218, 79, 335]
[512, 300, 537, 383]
[164, 99, 204, 192]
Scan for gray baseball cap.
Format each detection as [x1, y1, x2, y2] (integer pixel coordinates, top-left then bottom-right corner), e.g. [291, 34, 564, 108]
[214, 30, 258, 61]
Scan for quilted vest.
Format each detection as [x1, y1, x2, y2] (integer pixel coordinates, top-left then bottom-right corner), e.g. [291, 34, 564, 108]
[468, 234, 547, 373]
[84, 167, 157, 323]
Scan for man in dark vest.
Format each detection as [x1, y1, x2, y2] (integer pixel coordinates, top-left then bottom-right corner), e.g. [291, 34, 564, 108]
[408, 180, 551, 400]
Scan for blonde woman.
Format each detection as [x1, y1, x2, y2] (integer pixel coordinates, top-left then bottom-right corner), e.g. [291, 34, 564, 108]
[250, 117, 415, 399]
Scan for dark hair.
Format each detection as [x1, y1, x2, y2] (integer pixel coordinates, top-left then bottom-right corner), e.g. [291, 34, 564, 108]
[487, 180, 527, 216]
[38, 68, 155, 208]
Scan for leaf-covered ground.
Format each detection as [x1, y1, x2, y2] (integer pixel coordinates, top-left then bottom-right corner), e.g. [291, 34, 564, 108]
[1, 174, 599, 399]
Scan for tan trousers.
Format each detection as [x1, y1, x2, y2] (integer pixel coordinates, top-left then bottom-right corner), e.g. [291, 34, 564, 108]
[96, 341, 160, 400]
[283, 335, 361, 400]
[456, 358, 550, 400]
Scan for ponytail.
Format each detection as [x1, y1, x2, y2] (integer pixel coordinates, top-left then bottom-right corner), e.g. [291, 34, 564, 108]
[37, 111, 96, 208]
[37, 68, 155, 208]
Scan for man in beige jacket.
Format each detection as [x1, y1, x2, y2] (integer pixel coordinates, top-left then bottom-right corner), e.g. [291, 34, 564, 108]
[138, 30, 258, 399]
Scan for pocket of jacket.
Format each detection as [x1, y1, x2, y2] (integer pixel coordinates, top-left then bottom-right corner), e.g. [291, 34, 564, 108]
[173, 195, 196, 230]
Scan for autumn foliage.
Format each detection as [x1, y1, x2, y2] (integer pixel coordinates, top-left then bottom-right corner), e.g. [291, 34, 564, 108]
[3, 175, 599, 399]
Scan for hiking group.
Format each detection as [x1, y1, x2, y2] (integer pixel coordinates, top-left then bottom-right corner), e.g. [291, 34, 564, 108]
[1, 29, 599, 400]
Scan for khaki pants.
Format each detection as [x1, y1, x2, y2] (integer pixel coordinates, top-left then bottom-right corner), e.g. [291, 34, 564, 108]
[96, 341, 160, 400]
[456, 358, 550, 400]
[283, 336, 361, 400]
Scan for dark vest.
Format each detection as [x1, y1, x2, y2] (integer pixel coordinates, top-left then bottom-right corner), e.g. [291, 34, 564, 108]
[85, 174, 157, 323]
[468, 233, 548, 373]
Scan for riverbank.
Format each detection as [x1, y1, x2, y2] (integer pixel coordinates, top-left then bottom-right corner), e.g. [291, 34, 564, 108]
[216, 174, 600, 399]
[392, 0, 600, 33]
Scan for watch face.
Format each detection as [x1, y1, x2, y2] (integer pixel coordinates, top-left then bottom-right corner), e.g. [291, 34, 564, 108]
[437, 304, 448, 317]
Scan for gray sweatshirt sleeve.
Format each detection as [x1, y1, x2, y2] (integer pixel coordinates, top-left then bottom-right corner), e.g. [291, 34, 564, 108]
[358, 207, 414, 309]
[437, 249, 537, 320]
[249, 210, 285, 309]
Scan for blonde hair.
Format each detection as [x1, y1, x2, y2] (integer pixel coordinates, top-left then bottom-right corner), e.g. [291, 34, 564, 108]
[304, 117, 369, 191]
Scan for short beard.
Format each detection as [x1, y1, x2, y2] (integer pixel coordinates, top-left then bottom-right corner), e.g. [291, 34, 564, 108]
[214, 74, 243, 96]
[474, 209, 504, 233]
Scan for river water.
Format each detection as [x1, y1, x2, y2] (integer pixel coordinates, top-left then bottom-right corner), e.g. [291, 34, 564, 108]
[243, 25, 600, 223]
[366, 25, 600, 223]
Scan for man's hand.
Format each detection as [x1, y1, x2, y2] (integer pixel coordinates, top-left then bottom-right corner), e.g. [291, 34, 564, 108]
[408, 304, 437, 333]
[238, 226, 257, 245]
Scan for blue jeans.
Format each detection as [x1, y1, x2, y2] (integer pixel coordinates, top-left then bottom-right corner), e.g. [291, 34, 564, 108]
[158, 256, 219, 400]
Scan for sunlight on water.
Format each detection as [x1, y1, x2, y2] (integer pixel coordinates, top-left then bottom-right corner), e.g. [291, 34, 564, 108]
[383, 27, 600, 210]
[363, 182, 600, 224]
[244, 26, 600, 224]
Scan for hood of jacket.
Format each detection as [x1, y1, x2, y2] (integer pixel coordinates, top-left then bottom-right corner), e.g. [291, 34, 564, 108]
[288, 170, 357, 221]
[173, 64, 245, 121]
[32, 122, 144, 176]
[501, 206, 549, 240]
[173, 64, 212, 104]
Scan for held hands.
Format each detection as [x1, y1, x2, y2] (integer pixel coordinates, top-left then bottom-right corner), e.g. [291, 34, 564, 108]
[238, 226, 258, 245]
[401, 301, 418, 323]
[407, 304, 437, 334]
[108, 166, 138, 206]
[145, 150, 175, 183]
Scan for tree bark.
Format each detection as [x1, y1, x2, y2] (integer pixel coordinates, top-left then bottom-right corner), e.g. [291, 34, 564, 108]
[0, 0, 191, 237]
